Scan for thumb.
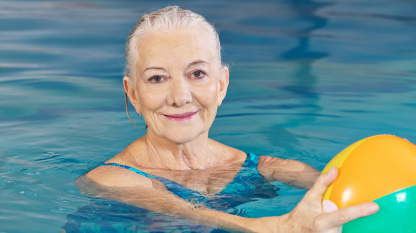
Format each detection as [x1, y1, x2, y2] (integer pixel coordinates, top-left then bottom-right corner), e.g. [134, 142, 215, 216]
[307, 166, 338, 201]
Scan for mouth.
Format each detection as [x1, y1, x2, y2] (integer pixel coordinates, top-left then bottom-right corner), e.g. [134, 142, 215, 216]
[163, 111, 198, 122]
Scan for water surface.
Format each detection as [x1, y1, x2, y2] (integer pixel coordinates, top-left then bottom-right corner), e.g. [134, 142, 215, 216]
[1, 0, 415, 232]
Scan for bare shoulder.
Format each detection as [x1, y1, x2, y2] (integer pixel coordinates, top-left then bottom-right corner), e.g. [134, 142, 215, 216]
[84, 165, 153, 188]
[208, 138, 247, 162]
[82, 137, 152, 188]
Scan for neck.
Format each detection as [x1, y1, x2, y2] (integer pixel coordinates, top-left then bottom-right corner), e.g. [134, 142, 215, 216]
[138, 130, 221, 170]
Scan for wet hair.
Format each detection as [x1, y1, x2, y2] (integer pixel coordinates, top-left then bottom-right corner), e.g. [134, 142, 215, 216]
[124, 6, 222, 82]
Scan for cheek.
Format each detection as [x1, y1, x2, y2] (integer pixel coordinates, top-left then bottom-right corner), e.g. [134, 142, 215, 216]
[197, 82, 219, 107]
[138, 88, 165, 112]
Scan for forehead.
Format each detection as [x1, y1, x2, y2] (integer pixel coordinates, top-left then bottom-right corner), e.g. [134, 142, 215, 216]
[136, 27, 217, 69]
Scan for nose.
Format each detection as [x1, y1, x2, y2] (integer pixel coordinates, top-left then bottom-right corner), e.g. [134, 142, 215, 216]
[167, 75, 192, 107]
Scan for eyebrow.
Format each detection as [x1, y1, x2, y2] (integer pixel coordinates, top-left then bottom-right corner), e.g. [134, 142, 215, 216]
[143, 60, 209, 72]
[144, 66, 166, 72]
[187, 60, 209, 68]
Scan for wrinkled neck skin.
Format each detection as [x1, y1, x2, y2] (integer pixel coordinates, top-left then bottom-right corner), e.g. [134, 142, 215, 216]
[138, 129, 222, 171]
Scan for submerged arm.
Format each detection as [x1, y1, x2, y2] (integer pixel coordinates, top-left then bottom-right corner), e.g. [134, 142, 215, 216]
[77, 165, 377, 233]
[77, 166, 267, 232]
[258, 156, 321, 189]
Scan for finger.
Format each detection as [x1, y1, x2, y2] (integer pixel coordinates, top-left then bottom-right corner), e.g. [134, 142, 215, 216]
[315, 202, 379, 230]
[307, 166, 338, 201]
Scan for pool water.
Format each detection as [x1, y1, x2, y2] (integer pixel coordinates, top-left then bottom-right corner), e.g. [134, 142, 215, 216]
[1, 0, 415, 232]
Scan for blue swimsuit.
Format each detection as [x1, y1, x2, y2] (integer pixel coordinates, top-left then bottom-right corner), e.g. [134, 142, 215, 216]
[63, 153, 280, 232]
[100, 153, 279, 211]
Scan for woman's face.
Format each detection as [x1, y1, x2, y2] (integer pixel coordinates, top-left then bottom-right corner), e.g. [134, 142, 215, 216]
[125, 27, 228, 144]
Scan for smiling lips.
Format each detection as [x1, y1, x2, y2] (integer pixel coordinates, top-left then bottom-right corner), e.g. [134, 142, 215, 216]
[164, 111, 198, 122]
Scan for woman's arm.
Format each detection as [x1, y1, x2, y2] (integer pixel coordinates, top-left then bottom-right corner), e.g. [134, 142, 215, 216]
[77, 165, 378, 232]
[78, 166, 262, 232]
[258, 156, 321, 189]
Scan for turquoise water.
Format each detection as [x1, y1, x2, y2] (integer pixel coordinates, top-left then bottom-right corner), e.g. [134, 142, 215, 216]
[1, 0, 416, 232]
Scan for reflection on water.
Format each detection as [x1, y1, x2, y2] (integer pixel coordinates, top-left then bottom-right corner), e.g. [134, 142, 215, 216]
[0, 0, 416, 232]
[266, 0, 331, 156]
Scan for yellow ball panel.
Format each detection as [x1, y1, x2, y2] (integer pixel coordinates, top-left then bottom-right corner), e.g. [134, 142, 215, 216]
[322, 136, 375, 201]
[324, 135, 416, 209]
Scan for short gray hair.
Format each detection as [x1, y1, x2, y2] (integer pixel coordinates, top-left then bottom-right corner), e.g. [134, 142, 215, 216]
[125, 6, 222, 81]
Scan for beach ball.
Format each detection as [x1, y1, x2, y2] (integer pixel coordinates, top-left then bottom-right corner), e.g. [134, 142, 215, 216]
[321, 135, 416, 233]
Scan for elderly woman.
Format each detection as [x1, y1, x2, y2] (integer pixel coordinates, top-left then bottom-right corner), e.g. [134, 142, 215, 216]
[74, 6, 378, 232]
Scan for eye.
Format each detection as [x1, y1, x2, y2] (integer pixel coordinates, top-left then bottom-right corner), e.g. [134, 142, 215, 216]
[149, 75, 164, 83]
[191, 70, 206, 79]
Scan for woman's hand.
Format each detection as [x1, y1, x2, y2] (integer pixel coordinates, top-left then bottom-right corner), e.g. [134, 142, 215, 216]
[254, 166, 379, 233]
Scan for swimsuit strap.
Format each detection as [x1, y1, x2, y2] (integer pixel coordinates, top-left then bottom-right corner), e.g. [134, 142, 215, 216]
[100, 163, 159, 179]
[244, 152, 259, 167]
[100, 154, 258, 203]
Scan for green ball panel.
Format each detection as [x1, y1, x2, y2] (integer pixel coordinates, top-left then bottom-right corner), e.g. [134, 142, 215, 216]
[343, 185, 416, 233]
